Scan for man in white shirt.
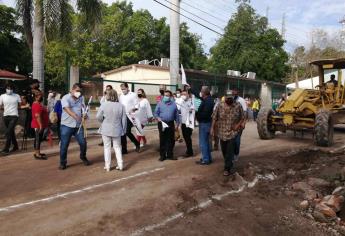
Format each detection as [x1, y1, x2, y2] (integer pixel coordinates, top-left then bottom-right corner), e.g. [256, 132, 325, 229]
[0, 84, 21, 154]
[233, 90, 247, 162]
[119, 83, 140, 154]
[180, 90, 195, 157]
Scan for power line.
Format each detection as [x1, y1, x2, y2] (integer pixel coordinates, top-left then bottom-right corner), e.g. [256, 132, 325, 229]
[153, 0, 224, 36]
[161, 0, 225, 31]
[180, 1, 228, 24]
[197, 0, 235, 18]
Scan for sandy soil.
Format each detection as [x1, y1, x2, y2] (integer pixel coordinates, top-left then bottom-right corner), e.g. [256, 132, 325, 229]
[0, 122, 344, 236]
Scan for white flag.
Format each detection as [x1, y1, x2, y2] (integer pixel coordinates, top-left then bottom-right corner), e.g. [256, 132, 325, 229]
[181, 64, 189, 86]
[161, 121, 169, 131]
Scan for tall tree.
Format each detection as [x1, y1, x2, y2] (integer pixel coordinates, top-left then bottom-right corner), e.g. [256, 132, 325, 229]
[16, 0, 102, 93]
[44, 1, 207, 86]
[208, 1, 288, 82]
[0, 5, 31, 74]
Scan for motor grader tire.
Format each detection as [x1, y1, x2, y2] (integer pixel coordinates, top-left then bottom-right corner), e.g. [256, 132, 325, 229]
[257, 108, 275, 140]
[314, 110, 334, 147]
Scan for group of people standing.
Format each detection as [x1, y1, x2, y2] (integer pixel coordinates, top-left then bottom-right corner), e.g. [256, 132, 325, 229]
[0, 80, 249, 176]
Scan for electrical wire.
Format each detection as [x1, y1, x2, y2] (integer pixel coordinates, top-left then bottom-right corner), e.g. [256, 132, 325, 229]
[153, 0, 224, 36]
[161, 0, 225, 31]
[180, 1, 228, 24]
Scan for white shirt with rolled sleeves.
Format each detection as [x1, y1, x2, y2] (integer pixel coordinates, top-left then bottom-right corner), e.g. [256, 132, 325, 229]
[119, 91, 139, 114]
[180, 99, 195, 129]
[135, 98, 153, 125]
[0, 93, 21, 116]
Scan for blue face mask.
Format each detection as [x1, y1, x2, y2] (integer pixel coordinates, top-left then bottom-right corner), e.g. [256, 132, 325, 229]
[162, 96, 170, 103]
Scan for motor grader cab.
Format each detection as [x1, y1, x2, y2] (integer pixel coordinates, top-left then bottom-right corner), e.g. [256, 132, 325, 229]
[257, 58, 345, 147]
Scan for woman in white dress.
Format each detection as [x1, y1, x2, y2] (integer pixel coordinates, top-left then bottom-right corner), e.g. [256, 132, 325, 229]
[96, 89, 127, 171]
[135, 89, 153, 147]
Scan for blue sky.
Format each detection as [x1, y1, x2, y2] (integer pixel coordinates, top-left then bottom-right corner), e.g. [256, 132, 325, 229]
[2, 0, 344, 52]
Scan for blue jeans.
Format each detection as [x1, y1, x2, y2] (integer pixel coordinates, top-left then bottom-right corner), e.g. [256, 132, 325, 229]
[199, 122, 212, 163]
[60, 125, 87, 166]
[234, 129, 243, 156]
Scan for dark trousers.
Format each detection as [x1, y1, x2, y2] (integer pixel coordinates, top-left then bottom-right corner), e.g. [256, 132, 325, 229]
[158, 121, 175, 159]
[121, 117, 140, 153]
[34, 128, 44, 150]
[3, 116, 18, 151]
[220, 138, 236, 171]
[181, 124, 193, 155]
[234, 129, 243, 156]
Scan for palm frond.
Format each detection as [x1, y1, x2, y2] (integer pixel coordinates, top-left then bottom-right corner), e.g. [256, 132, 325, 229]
[16, 0, 33, 50]
[44, 0, 73, 41]
[76, 0, 102, 30]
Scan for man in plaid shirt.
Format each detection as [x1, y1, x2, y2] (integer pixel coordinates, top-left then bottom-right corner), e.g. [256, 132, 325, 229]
[211, 90, 245, 176]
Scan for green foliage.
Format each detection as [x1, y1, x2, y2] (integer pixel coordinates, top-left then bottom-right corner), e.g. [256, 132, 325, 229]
[44, 1, 207, 87]
[0, 5, 32, 74]
[208, 2, 288, 82]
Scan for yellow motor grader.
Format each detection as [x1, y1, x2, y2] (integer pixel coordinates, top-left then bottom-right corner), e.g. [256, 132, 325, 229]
[257, 58, 345, 146]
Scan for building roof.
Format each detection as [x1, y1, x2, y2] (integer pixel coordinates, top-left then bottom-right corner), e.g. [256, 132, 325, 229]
[310, 58, 345, 69]
[102, 64, 169, 76]
[99, 64, 286, 86]
[0, 70, 27, 80]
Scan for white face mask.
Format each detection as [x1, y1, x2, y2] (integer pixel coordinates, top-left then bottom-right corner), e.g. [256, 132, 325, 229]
[74, 91, 81, 98]
[6, 89, 13, 95]
[199, 92, 203, 98]
[48, 92, 54, 98]
[122, 89, 128, 95]
[176, 93, 181, 98]
[181, 95, 187, 101]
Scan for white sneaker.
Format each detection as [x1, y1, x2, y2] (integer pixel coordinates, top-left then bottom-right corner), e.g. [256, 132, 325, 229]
[116, 166, 123, 171]
[140, 143, 144, 148]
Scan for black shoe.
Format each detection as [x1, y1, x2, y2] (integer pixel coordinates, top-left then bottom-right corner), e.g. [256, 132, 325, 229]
[229, 168, 236, 175]
[82, 159, 91, 166]
[59, 165, 67, 170]
[98, 142, 104, 146]
[183, 153, 193, 158]
[135, 145, 141, 153]
[167, 157, 177, 160]
[1, 149, 9, 155]
[122, 150, 128, 155]
[10, 146, 18, 153]
[195, 160, 211, 165]
[159, 157, 166, 161]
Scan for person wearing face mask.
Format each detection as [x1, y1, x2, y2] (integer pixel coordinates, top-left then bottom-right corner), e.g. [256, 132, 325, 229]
[31, 92, 49, 160]
[156, 84, 167, 104]
[232, 90, 247, 162]
[135, 88, 153, 147]
[59, 83, 91, 170]
[119, 83, 141, 154]
[47, 90, 56, 114]
[211, 90, 244, 176]
[174, 88, 184, 143]
[154, 90, 180, 161]
[98, 85, 113, 146]
[0, 84, 21, 154]
[180, 90, 195, 157]
[195, 86, 214, 165]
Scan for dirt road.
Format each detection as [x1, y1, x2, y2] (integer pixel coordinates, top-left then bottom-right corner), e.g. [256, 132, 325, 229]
[0, 122, 344, 236]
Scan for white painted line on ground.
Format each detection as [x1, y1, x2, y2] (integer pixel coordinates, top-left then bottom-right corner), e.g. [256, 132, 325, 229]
[0, 167, 164, 213]
[131, 173, 276, 236]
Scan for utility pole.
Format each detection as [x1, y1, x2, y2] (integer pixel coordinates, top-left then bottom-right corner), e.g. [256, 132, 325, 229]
[266, 6, 270, 27]
[281, 13, 286, 40]
[340, 16, 345, 51]
[170, 0, 180, 87]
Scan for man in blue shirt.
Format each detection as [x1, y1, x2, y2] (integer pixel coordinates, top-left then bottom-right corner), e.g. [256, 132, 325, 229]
[154, 90, 180, 161]
[59, 83, 91, 170]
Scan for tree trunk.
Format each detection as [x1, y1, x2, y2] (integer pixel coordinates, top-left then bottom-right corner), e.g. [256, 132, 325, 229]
[32, 0, 44, 94]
